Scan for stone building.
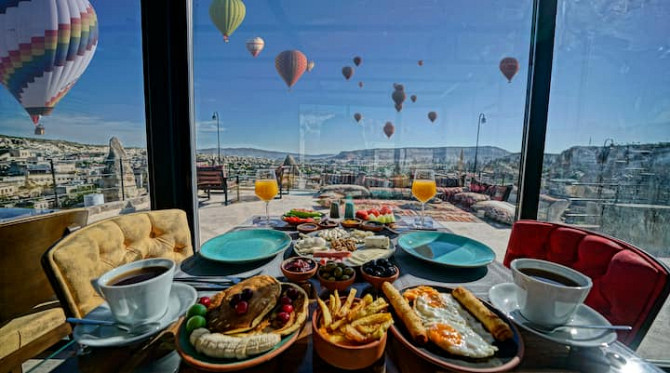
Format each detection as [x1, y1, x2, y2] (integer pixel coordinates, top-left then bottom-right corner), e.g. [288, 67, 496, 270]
[101, 137, 138, 202]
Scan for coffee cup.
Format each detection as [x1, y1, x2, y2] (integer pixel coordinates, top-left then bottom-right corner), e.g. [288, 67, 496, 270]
[511, 258, 592, 327]
[92, 258, 175, 325]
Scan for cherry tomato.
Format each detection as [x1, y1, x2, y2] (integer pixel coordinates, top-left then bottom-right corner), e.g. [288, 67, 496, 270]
[235, 301, 249, 315]
[277, 312, 290, 324]
[199, 296, 211, 307]
[281, 304, 294, 314]
[280, 296, 292, 305]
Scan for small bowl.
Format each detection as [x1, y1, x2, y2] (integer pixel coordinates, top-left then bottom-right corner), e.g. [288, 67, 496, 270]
[360, 264, 399, 291]
[317, 268, 356, 292]
[312, 298, 387, 370]
[360, 221, 384, 232]
[296, 223, 319, 234]
[318, 220, 338, 229]
[281, 257, 317, 283]
[340, 218, 362, 229]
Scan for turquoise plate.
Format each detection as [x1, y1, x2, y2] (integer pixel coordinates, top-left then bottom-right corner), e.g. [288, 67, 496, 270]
[200, 229, 291, 263]
[397, 231, 495, 268]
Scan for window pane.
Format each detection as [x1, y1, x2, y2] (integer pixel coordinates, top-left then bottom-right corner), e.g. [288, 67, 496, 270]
[193, 1, 533, 260]
[544, 0, 670, 358]
[0, 0, 149, 222]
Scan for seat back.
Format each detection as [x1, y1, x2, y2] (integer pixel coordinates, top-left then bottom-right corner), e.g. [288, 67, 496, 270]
[197, 166, 226, 187]
[0, 209, 88, 322]
[504, 220, 670, 349]
[42, 209, 193, 319]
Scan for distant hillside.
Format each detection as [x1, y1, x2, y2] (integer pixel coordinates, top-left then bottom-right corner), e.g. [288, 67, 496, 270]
[332, 146, 511, 164]
[0, 134, 144, 156]
[198, 147, 334, 160]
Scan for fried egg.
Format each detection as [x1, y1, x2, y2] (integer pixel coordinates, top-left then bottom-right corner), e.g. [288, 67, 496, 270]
[414, 293, 497, 358]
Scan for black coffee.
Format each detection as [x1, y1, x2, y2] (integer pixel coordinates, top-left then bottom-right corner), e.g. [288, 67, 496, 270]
[520, 267, 579, 287]
[108, 266, 168, 286]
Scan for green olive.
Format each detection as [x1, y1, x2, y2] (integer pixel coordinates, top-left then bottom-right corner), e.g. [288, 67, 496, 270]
[325, 263, 337, 271]
[333, 267, 343, 278]
[337, 263, 347, 269]
[343, 267, 355, 276]
[328, 277, 336, 282]
[341, 275, 350, 281]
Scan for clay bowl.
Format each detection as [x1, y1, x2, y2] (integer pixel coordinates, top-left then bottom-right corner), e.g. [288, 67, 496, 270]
[281, 257, 317, 283]
[296, 223, 319, 234]
[317, 268, 356, 293]
[318, 220, 338, 229]
[340, 218, 362, 229]
[360, 264, 400, 291]
[360, 221, 384, 232]
[312, 298, 387, 370]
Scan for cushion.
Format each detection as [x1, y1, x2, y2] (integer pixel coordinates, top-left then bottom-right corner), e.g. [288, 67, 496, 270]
[318, 184, 370, 198]
[0, 306, 65, 359]
[472, 200, 515, 225]
[46, 210, 193, 318]
[453, 192, 490, 208]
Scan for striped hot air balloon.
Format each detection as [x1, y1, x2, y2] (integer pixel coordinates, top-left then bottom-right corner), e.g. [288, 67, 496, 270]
[210, 0, 246, 43]
[245, 37, 264, 57]
[275, 50, 307, 89]
[0, 0, 99, 131]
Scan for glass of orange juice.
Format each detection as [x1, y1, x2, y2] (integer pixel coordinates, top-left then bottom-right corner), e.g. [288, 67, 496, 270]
[412, 169, 436, 228]
[255, 169, 279, 226]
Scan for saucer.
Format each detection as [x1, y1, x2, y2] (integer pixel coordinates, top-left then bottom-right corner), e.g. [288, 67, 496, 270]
[488, 283, 617, 347]
[73, 283, 197, 347]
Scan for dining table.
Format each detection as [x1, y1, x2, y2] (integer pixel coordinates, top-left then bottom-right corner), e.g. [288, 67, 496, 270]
[36, 215, 663, 373]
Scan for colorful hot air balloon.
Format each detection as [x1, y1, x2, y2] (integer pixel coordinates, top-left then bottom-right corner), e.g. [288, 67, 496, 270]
[428, 111, 437, 123]
[353, 56, 362, 66]
[383, 122, 395, 139]
[245, 37, 264, 57]
[275, 50, 308, 89]
[342, 66, 354, 80]
[210, 0, 246, 43]
[392, 84, 406, 112]
[418, 60, 424, 66]
[0, 0, 99, 131]
[358, 81, 364, 88]
[306, 61, 315, 72]
[499, 57, 519, 83]
[411, 95, 417, 103]
[354, 113, 362, 122]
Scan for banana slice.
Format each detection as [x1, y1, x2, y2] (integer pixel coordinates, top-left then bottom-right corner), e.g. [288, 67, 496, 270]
[190, 328, 280, 360]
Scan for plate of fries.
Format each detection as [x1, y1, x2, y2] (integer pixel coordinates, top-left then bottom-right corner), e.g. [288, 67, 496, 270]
[312, 289, 394, 370]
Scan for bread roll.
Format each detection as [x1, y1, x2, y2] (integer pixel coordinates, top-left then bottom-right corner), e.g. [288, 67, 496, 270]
[452, 286, 513, 341]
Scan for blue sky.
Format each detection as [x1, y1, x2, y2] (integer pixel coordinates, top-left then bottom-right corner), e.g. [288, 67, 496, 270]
[1, 0, 668, 154]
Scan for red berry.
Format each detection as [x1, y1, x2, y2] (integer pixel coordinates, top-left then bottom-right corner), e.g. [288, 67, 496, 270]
[286, 288, 299, 300]
[235, 301, 249, 315]
[277, 312, 290, 324]
[280, 296, 292, 305]
[199, 296, 211, 307]
[281, 304, 294, 314]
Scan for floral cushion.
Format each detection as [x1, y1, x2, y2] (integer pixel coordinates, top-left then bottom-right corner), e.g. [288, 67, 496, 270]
[472, 200, 515, 225]
[453, 192, 490, 208]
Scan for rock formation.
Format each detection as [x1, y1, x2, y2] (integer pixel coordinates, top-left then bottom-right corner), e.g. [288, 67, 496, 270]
[102, 137, 138, 202]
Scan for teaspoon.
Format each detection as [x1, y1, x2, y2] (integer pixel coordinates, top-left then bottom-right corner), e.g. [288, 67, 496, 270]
[66, 317, 162, 335]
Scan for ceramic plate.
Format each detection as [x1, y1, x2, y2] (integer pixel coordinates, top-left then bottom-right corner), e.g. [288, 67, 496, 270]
[389, 285, 524, 373]
[295, 229, 397, 267]
[397, 232, 495, 268]
[176, 318, 302, 372]
[200, 229, 292, 263]
[488, 283, 617, 347]
[73, 283, 197, 347]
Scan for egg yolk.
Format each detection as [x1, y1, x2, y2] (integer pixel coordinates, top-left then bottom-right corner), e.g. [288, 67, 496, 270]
[403, 286, 441, 303]
[428, 323, 463, 347]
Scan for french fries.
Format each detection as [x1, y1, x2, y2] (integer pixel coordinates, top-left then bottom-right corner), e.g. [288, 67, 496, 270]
[318, 288, 393, 345]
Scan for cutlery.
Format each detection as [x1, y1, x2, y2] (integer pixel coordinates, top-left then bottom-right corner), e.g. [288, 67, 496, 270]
[67, 317, 161, 335]
[173, 270, 262, 284]
[178, 282, 231, 291]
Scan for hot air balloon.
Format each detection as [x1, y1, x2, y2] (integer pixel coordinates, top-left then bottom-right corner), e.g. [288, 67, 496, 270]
[354, 113, 362, 122]
[275, 50, 308, 89]
[245, 37, 264, 57]
[210, 0, 246, 43]
[353, 56, 362, 66]
[342, 66, 354, 80]
[499, 57, 519, 83]
[410, 95, 417, 103]
[0, 0, 99, 133]
[428, 111, 437, 123]
[392, 84, 406, 112]
[383, 122, 395, 139]
[306, 61, 315, 72]
[418, 60, 424, 66]
[358, 81, 364, 88]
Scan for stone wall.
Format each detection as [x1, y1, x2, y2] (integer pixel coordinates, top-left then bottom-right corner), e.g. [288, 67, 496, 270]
[600, 204, 670, 257]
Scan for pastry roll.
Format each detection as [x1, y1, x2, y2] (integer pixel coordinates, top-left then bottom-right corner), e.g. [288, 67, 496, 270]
[452, 286, 513, 341]
[382, 282, 428, 344]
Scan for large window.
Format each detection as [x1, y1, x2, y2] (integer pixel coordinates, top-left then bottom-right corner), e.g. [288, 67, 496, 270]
[193, 0, 534, 257]
[0, 0, 149, 221]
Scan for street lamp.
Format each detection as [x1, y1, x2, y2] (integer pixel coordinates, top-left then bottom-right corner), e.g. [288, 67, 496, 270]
[472, 113, 486, 176]
[212, 111, 221, 165]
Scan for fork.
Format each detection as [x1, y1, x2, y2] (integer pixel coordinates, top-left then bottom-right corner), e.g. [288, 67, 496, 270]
[173, 270, 262, 284]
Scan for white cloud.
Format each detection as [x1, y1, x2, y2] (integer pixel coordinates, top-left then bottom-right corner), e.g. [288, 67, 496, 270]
[196, 119, 227, 134]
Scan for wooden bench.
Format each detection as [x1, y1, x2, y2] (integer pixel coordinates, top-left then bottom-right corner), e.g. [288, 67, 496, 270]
[197, 166, 239, 205]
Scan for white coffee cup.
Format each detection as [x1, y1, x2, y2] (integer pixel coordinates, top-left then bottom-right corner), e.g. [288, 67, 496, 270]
[92, 258, 175, 325]
[511, 258, 592, 327]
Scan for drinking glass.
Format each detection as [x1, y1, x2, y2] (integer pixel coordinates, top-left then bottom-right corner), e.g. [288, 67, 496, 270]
[255, 169, 279, 226]
[411, 169, 436, 228]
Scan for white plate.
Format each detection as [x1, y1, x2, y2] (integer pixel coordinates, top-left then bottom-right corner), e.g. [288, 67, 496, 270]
[295, 230, 395, 266]
[488, 283, 617, 347]
[73, 283, 197, 347]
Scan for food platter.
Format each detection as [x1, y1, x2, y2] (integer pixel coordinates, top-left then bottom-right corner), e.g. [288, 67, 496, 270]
[387, 285, 524, 373]
[200, 229, 292, 263]
[397, 232, 495, 268]
[292, 227, 398, 267]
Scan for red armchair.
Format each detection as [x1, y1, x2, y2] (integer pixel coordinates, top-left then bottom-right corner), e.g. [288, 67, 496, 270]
[503, 220, 670, 349]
